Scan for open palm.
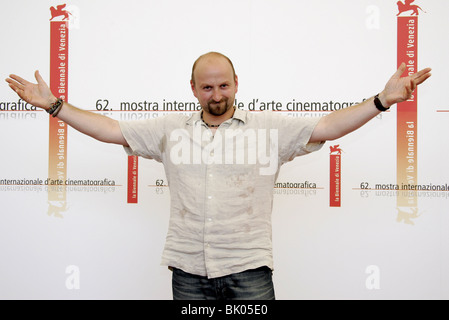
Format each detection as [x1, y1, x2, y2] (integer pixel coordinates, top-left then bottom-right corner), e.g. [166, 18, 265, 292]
[5, 71, 55, 110]
[383, 63, 431, 106]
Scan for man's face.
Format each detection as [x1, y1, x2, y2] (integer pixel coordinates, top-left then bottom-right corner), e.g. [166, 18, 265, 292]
[191, 56, 238, 117]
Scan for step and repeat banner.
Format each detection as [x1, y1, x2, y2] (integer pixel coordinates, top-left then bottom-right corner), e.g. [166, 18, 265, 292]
[0, 0, 447, 299]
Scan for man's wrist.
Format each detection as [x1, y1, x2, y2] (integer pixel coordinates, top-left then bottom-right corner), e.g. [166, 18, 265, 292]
[379, 92, 393, 109]
[46, 98, 64, 117]
[375, 92, 391, 111]
[46, 96, 58, 110]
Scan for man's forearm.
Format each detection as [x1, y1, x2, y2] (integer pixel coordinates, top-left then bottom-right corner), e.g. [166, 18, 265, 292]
[5, 71, 128, 146]
[309, 95, 383, 142]
[54, 101, 128, 146]
[308, 63, 431, 143]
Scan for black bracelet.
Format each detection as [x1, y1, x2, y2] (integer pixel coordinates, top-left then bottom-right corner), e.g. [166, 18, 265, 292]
[374, 94, 389, 112]
[46, 98, 63, 116]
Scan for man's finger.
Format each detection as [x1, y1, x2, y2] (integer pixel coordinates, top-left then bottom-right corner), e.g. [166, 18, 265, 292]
[8, 74, 29, 85]
[415, 73, 431, 86]
[413, 68, 432, 85]
[409, 78, 416, 93]
[392, 62, 407, 78]
[7, 82, 18, 92]
[5, 77, 24, 91]
[7, 83, 24, 98]
[413, 67, 432, 79]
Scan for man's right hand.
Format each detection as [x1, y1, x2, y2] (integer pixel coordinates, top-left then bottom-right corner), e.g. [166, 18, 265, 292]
[5, 70, 128, 146]
[5, 70, 57, 110]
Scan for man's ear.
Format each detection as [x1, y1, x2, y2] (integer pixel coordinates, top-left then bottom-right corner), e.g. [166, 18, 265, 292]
[190, 80, 198, 98]
[234, 75, 239, 94]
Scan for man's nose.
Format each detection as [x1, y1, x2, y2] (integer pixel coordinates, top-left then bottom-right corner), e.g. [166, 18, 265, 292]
[212, 89, 222, 102]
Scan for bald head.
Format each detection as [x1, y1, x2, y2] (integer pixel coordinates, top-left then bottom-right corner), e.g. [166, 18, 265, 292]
[191, 52, 236, 86]
[190, 52, 238, 117]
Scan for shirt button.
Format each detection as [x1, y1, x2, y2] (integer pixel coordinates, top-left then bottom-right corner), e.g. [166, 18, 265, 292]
[208, 195, 212, 200]
[207, 218, 213, 222]
[209, 173, 213, 178]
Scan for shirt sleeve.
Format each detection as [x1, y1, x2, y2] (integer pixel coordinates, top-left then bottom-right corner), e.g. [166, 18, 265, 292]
[269, 112, 325, 164]
[119, 117, 166, 162]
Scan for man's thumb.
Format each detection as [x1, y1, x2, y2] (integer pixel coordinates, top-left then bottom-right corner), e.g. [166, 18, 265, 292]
[34, 70, 45, 84]
[393, 62, 407, 78]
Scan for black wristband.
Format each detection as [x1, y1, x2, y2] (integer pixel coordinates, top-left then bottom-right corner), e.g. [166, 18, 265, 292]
[374, 94, 389, 112]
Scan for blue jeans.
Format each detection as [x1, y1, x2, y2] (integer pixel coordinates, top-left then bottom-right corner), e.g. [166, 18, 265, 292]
[172, 266, 275, 300]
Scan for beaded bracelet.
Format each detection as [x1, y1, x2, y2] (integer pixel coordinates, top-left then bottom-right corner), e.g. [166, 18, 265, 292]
[46, 98, 64, 117]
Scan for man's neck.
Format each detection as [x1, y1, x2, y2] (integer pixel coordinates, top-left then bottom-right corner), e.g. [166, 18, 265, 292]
[202, 106, 235, 128]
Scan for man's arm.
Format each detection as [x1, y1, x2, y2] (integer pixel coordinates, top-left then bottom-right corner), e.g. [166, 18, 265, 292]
[5, 70, 128, 146]
[309, 63, 432, 143]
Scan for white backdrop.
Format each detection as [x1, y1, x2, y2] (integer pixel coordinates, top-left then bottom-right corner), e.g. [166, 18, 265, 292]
[0, 0, 448, 299]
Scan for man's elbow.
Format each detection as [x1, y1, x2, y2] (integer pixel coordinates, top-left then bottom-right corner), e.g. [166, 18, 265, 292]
[96, 120, 128, 146]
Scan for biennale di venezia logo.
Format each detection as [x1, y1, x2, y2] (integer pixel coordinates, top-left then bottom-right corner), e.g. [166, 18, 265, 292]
[50, 4, 79, 29]
[50, 4, 72, 21]
[396, 0, 426, 225]
[396, 0, 425, 16]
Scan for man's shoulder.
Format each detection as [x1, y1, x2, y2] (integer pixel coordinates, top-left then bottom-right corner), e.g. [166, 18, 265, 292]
[162, 112, 194, 120]
[242, 109, 322, 129]
[242, 110, 285, 123]
[119, 112, 196, 133]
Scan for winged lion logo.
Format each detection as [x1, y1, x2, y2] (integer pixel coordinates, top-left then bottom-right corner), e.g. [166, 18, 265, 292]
[50, 4, 72, 21]
[396, 0, 426, 16]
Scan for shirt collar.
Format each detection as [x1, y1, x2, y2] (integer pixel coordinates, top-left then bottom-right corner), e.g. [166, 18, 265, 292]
[186, 107, 247, 126]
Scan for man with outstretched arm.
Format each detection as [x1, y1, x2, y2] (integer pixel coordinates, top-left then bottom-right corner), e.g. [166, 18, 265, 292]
[5, 52, 431, 300]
